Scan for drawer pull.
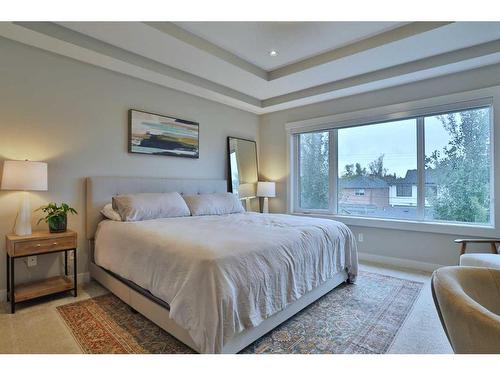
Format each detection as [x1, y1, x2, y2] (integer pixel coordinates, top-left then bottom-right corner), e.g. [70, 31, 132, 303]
[53, 242, 58, 245]
[36, 244, 41, 247]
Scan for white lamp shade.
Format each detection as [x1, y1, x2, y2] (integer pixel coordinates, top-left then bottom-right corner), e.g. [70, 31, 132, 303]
[257, 181, 276, 198]
[238, 183, 256, 199]
[1, 160, 48, 191]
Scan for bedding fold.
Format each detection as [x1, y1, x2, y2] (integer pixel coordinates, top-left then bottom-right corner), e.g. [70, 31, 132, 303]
[94, 212, 357, 353]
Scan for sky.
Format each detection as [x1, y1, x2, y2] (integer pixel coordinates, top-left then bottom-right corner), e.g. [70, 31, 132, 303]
[337, 117, 450, 178]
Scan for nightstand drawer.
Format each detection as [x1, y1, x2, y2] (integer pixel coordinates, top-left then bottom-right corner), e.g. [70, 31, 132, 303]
[14, 236, 76, 256]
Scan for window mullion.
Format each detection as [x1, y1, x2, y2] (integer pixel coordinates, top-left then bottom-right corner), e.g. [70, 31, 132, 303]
[329, 129, 338, 214]
[416, 117, 425, 220]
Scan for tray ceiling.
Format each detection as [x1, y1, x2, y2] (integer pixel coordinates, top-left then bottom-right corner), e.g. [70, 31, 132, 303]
[174, 22, 405, 70]
[2, 21, 500, 114]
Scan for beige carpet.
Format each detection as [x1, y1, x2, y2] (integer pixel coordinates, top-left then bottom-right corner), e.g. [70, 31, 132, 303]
[57, 271, 423, 354]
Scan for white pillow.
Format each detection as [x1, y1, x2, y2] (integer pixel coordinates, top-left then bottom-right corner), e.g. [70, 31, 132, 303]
[183, 192, 245, 216]
[101, 203, 122, 221]
[112, 192, 190, 221]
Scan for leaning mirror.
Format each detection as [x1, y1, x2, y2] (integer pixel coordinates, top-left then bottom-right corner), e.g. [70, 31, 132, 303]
[227, 137, 259, 212]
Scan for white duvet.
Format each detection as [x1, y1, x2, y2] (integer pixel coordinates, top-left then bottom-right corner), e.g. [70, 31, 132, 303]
[94, 212, 358, 353]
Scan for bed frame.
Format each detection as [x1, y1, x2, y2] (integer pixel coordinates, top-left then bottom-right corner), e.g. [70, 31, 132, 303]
[86, 176, 349, 353]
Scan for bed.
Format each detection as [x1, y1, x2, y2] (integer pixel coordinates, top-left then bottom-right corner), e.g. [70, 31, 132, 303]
[86, 176, 358, 354]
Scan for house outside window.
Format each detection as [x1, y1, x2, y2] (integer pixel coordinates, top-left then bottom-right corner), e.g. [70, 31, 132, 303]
[293, 102, 493, 226]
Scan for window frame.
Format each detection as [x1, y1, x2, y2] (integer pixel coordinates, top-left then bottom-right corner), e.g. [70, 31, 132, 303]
[287, 96, 495, 236]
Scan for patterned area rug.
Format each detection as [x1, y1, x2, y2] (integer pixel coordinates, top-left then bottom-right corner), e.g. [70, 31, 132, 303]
[57, 272, 423, 354]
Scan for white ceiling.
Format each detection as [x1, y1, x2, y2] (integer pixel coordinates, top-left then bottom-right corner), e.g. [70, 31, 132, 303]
[2, 21, 500, 114]
[174, 22, 404, 70]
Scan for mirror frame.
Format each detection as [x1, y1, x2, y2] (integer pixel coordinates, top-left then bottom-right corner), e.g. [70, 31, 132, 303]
[226, 136, 259, 194]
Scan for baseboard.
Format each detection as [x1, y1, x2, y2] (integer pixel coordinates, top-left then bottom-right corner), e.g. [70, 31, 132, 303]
[0, 272, 90, 303]
[358, 252, 444, 273]
[77, 271, 90, 284]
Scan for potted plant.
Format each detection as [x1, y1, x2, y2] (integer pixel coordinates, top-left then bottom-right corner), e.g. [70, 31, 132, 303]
[36, 203, 77, 233]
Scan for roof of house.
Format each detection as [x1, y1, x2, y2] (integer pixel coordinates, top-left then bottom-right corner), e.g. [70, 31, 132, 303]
[395, 169, 437, 185]
[339, 175, 389, 189]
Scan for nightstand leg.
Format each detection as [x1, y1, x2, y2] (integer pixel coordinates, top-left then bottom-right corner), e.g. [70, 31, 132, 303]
[73, 249, 77, 297]
[10, 256, 15, 314]
[490, 242, 498, 254]
[6, 253, 9, 302]
[64, 250, 68, 276]
[460, 243, 467, 255]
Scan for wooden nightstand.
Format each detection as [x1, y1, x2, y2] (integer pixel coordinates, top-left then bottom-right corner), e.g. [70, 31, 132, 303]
[6, 230, 77, 313]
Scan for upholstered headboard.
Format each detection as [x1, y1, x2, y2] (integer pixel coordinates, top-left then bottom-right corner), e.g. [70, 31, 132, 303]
[86, 176, 227, 239]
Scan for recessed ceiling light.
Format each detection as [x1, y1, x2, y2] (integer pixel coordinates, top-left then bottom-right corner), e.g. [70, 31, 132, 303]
[269, 50, 278, 57]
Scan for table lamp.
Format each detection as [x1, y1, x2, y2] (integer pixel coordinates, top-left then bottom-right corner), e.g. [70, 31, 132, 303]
[238, 182, 256, 211]
[257, 181, 276, 214]
[1, 160, 48, 236]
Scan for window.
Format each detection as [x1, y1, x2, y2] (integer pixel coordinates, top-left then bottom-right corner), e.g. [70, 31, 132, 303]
[337, 119, 417, 219]
[293, 103, 493, 226]
[424, 107, 491, 224]
[396, 185, 413, 197]
[298, 131, 329, 210]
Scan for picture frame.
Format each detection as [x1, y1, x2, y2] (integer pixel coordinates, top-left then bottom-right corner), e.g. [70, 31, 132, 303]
[128, 109, 199, 158]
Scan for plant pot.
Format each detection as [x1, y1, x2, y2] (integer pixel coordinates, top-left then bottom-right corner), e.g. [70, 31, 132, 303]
[48, 215, 67, 233]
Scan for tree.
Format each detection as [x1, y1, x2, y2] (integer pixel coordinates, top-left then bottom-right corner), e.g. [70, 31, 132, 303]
[355, 163, 366, 177]
[343, 156, 386, 179]
[425, 109, 490, 223]
[368, 154, 387, 178]
[342, 164, 355, 178]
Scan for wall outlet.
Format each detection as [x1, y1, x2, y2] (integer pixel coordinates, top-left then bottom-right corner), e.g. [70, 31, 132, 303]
[358, 233, 364, 243]
[27, 256, 37, 267]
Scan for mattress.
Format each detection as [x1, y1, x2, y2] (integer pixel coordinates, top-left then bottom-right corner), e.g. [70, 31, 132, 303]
[94, 212, 358, 353]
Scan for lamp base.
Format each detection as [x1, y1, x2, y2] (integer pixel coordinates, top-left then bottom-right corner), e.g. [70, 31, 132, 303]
[262, 197, 269, 214]
[14, 191, 32, 236]
[244, 197, 251, 212]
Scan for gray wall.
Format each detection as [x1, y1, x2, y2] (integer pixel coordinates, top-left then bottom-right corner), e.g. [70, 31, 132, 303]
[0, 38, 259, 293]
[259, 64, 500, 268]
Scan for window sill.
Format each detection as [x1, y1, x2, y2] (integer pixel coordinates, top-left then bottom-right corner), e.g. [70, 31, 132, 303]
[292, 211, 497, 237]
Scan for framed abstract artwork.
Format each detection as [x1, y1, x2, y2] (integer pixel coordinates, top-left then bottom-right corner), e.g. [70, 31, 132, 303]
[128, 109, 199, 158]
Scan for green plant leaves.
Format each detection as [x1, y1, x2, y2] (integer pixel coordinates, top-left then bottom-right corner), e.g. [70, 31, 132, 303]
[36, 202, 78, 225]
